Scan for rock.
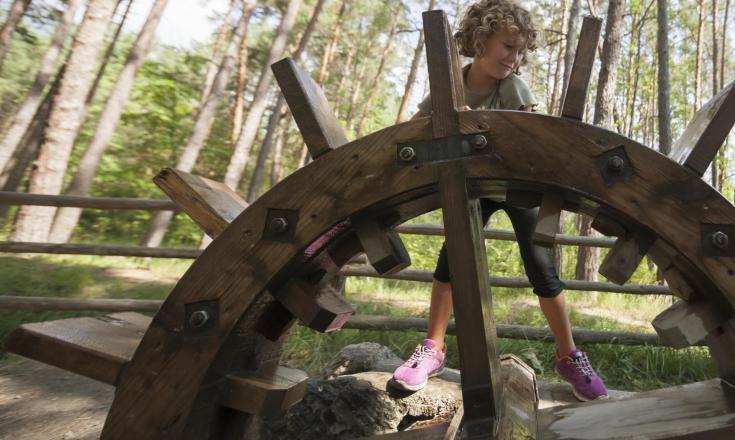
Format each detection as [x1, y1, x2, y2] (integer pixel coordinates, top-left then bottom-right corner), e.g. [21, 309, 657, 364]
[320, 342, 404, 378]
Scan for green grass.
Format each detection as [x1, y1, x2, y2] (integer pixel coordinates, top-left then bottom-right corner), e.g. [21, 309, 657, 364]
[0, 254, 717, 392]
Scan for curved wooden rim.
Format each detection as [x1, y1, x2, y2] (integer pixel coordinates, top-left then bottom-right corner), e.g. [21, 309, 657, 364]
[103, 111, 735, 438]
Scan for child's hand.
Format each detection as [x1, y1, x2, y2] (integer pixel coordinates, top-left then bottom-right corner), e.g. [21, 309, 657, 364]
[459, 105, 471, 112]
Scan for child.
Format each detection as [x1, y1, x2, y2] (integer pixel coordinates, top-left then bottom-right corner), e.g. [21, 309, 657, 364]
[390, 0, 609, 402]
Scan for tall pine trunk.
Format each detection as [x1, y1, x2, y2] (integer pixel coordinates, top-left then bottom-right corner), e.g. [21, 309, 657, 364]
[0, 0, 82, 177]
[201, 0, 238, 110]
[396, 0, 436, 123]
[10, 0, 118, 242]
[47, 0, 170, 244]
[0, 0, 31, 73]
[656, 0, 672, 155]
[562, 0, 581, 94]
[140, 2, 255, 248]
[223, 0, 302, 191]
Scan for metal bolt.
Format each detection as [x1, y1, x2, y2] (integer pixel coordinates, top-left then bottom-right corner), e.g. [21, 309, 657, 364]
[711, 231, 730, 249]
[399, 146, 416, 162]
[189, 310, 210, 328]
[269, 217, 289, 233]
[606, 156, 625, 173]
[472, 134, 488, 150]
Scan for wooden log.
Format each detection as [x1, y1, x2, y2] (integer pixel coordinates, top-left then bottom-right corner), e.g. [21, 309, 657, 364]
[599, 229, 656, 285]
[423, 10, 465, 138]
[670, 80, 735, 176]
[438, 161, 500, 438]
[153, 168, 247, 238]
[533, 192, 564, 246]
[220, 366, 308, 417]
[560, 16, 603, 120]
[0, 191, 177, 210]
[0, 241, 201, 258]
[271, 57, 348, 159]
[537, 379, 735, 440]
[354, 219, 411, 275]
[0, 295, 161, 312]
[651, 300, 727, 348]
[272, 279, 355, 332]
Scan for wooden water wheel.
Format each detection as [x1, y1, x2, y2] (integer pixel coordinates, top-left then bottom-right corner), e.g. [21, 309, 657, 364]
[5, 10, 735, 440]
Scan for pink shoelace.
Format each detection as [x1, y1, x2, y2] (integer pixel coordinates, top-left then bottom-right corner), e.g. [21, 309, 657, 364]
[405, 344, 436, 367]
[572, 352, 595, 377]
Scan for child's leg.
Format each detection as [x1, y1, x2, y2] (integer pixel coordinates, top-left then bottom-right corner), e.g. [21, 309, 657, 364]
[426, 279, 453, 350]
[538, 292, 575, 355]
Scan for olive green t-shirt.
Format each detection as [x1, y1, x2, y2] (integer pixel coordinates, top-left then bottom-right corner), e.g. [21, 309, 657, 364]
[417, 63, 538, 114]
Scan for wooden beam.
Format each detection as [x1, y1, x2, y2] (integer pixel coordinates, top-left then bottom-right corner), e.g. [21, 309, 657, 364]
[219, 366, 308, 416]
[661, 266, 695, 300]
[599, 229, 656, 285]
[154, 168, 247, 238]
[560, 16, 603, 120]
[271, 57, 348, 159]
[272, 279, 355, 332]
[533, 192, 564, 246]
[670, 80, 735, 176]
[354, 220, 411, 275]
[354, 423, 449, 440]
[442, 405, 464, 440]
[705, 318, 735, 389]
[438, 161, 500, 438]
[423, 10, 465, 138]
[652, 299, 727, 348]
[0, 191, 177, 210]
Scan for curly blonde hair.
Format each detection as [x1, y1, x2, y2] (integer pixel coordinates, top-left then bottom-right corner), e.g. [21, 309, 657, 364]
[454, 0, 537, 69]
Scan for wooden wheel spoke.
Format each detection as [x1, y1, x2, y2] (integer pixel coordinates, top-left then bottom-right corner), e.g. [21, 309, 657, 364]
[560, 16, 603, 120]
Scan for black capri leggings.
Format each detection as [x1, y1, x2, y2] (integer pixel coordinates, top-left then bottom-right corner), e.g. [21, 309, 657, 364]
[433, 198, 566, 298]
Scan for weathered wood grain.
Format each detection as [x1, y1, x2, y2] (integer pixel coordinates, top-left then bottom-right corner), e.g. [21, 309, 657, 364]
[533, 192, 564, 246]
[354, 219, 411, 275]
[652, 300, 727, 348]
[272, 279, 354, 332]
[560, 16, 603, 120]
[599, 229, 656, 285]
[219, 366, 308, 416]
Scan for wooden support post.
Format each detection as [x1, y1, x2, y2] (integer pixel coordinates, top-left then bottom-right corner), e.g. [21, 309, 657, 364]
[423, 10, 465, 138]
[704, 318, 735, 391]
[670, 80, 735, 176]
[354, 219, 411, 275]
[560, 16, 603, 120]
[271, 57, 348, 159]
[533, 192, 564, 246]
[599, 229, 656, 285]
[590, 213, 627, 238]
[661, 266, 695, 300]
[272, 279, 354, 333]
[154, 168, 248, 238]
[439, 161, 501, 439]
[652, 299, 728, 348]
[219, 366, 309, 416]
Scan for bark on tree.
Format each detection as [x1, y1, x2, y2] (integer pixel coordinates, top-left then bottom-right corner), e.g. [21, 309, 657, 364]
[231, 8, 250, 143]
[47, 0, 170, 244]
[246, 0, 326, 203]
[577, 0, 625, 283]
[140, 1, 255, 248]
[0, 0, 82, 177]
[270, 119, 287, 186]
[223, 0, 302, 191]
[317, 0, 347, 85]
[562, 0, 581, 95]
[0, 0, 31, 74]
[656, 0, 672, 156]
[721, 0, 730, 90]
[10, 0, 119, 242]
[355, 13, 399, 136]
[396, 0, 436, 123]
[551, 0, 570, 115]
[202, 0, 237, 111]
[712, 0, 719, 94]
[695, 0, 704, 111]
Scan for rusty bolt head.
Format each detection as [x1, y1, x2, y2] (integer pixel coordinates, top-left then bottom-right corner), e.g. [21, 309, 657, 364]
[711, 231, 730, 249]
[269, 217, 289, 233]
[472, 134, 488, 150]
[605, 156, 625, 173]
[189, 310, 210, 328]
[399, 146, 416, 162]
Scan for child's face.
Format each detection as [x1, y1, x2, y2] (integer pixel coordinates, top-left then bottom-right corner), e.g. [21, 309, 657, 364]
[475, 26, 526, 81]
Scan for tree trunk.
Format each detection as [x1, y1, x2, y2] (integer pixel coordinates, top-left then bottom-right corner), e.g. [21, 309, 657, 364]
[202, 0, 237, 110]
[270, 119, 287, 186]
[10, 0, 118, 242]
[551, 0, 570, 115]
[223, 0, 303, 191]
[0, 0, 31, 74]
[576, 0, 625, 283]
[355, 13, 399, 136]
[317, 0, 347, 85]
[245, 0, 326, 203]
[47, 0, 169, 244]
[0, 0, 82, 177]
[396, 0, 436, 123]
[656, 0, 672, 156]
[695, 0, 704, 111]
[712, 0, 719, 94]
[562, 0, 581, 95]
[140, 1, 255, 248]
[721, 0, 730, 90]
[231, 9, 250, 143]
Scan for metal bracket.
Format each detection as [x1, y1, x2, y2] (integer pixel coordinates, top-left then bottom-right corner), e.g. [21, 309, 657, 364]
[702, 223, 735, 257]
[396, 131, 492, 166]
[262, 208, 299, 242]
[595, 145, 633, 185]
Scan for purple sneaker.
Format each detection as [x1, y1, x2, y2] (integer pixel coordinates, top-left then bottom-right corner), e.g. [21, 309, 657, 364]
[391, 339, 446, 391]
[555, 349, 609, 401]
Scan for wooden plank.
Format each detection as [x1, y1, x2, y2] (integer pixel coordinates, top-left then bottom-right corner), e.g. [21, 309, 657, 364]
[423, 10, 465, 138]
[598, 229, 656, 285]
[154, 168, 247, 238]
[705, 318, 735, 389]
[590, 213, 627, 238]
[354, 423, 449, 440]
[670, 80, 735, 176]
[442, 404, 464, 440]
[652, 299, 727, 348]
[219, 366, 308, 416]
[438, 161, 500, 438]
[0, 191, 177, 210]
[271, 57, 348, 159]
[533, 192, 564, 246]
[537, 379, 735, 440]
[272, 279, 355, 332]
[662, 266, 695, 300]
[354, 220, 411, 275]
[560, 16, 603, 120]
[3, 314, 147, 385]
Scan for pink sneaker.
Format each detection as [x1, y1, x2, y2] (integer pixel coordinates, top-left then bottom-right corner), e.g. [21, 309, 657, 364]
[555, 349, 609, 401]
[391, 339, 446, 391]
